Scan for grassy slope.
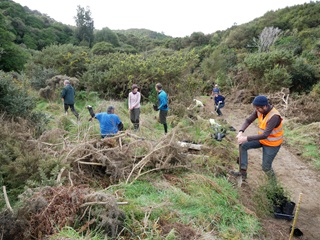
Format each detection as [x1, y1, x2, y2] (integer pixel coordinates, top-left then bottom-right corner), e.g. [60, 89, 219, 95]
[36, 94, 262, 239]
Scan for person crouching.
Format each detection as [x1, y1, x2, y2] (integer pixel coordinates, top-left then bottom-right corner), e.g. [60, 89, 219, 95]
[87, 105, 123, 138]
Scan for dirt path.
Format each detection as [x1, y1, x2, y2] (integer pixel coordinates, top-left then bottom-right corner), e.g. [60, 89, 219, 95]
[202, 98, 320, 239]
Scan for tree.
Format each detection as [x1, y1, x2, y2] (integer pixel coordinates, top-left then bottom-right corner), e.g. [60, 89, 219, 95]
[74, 5, 94, 47]
[255, 27, 282, 52]
[94, 27, 120, 47]
[0, 13, 29, 72]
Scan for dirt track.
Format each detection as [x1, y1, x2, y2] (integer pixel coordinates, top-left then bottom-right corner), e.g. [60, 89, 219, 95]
[204, 98, 320, 240]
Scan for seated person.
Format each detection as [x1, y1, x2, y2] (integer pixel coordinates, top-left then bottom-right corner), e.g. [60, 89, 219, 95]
[87, 105, 123, 138]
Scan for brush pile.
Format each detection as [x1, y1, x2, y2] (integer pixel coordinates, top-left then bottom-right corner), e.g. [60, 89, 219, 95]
[0, 185, 125, 239]
[34, 130, 194, 185]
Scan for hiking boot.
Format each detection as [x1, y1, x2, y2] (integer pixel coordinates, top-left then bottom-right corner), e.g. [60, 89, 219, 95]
[229, 170, 247, 179]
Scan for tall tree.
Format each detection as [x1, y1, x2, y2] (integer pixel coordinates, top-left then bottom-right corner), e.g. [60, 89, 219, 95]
[74, 5, 94, 47]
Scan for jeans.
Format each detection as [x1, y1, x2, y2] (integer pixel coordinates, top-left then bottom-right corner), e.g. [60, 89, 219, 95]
[215, 102, 224, 115]
[240, 140, 281, 175]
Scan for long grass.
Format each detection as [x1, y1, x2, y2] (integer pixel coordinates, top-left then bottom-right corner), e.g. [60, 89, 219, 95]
[26, 96, 261, 239]
[106, 173, 261, 239]
[284, 120, 320, 169]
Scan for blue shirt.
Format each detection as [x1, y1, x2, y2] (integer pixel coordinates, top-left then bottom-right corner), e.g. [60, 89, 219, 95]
[213, 87, 220, 93]
[95, 112, 121, 135]
[158, 90, 169, 111]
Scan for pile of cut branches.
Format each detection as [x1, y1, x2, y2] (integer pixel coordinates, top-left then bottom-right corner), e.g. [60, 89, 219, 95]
[0, 185, 125, 239]
[33, 130, 194, 186]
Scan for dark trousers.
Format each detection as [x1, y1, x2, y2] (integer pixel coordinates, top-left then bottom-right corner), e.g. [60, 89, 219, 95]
[159, 110, 168, 133]
[130, 108, 140, 130]
[240, 140, 281, 175]
[64, 104, 79, 119]
[215, 102, 224, 115]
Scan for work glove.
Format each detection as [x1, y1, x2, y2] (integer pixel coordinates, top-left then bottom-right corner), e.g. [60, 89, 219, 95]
[153, 105, 159, 111]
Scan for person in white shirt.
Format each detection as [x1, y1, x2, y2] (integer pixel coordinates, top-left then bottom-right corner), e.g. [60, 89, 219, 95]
[128, 84, 141, 131]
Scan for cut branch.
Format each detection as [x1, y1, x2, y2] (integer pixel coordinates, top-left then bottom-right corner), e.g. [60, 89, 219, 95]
[2, 186, 13, 213]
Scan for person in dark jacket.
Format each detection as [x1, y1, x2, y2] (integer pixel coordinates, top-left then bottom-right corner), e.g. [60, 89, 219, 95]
[87, 105, 123, 138]
[213, 91, 225, 116]
[61, 80, 79, 120]
[154, 83, 169, 134]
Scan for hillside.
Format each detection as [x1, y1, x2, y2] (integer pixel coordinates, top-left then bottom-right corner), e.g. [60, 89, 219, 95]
[1, 1, 320, 239]
[0, 87, 319, 239]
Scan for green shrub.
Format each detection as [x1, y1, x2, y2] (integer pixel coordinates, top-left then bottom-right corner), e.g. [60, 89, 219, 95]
[0, 71, 35, 118]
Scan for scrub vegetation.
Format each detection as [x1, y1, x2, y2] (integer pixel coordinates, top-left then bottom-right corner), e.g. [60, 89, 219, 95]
[1, 0, 320, 239]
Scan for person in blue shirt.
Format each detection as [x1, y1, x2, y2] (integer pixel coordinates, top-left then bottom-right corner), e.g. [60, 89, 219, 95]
[154, 83, 169, 134]
[212, 83, 220, 95]
[87, 105, 123, 138]
[214, 91, 225, 116]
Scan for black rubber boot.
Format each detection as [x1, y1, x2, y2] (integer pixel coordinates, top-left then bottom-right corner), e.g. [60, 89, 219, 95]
[164, 123, 168, 134]
[229, 169, 247, 179]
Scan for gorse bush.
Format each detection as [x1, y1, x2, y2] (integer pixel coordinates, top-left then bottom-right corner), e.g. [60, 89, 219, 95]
[0, 115, 60, 208]
[25, 44, 90, 78]
[0, 71, 35, 118]
[82, 49, 201, 101]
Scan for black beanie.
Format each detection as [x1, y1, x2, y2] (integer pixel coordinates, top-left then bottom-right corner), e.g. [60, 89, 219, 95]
[252, 95, 268, 106]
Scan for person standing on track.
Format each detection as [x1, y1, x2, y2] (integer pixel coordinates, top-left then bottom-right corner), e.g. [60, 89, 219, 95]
[230, 95, 284, 179]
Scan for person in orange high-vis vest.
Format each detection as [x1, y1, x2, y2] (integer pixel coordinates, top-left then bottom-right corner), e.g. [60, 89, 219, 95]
[230, 95, 283, 179]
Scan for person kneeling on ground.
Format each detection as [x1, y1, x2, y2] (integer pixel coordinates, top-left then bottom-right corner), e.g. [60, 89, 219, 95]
[87, 105, 123, 138]
[214, 91, 225, 116]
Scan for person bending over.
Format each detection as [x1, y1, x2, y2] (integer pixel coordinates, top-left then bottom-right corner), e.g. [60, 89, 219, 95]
[87, 105, 123, 138]
[230, 95, 283, 179]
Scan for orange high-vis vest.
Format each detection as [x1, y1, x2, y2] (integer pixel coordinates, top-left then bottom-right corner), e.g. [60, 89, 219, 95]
[257, 107, 283, 146]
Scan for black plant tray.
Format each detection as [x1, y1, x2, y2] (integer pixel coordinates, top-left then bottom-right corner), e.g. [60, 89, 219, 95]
[274, 212, 294, 220]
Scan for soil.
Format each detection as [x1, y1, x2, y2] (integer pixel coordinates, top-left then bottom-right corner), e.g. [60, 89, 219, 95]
[202, 97, 320, 240]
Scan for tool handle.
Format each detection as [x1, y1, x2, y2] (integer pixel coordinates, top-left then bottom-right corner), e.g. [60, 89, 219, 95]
[238, 144, 242, 171]
[289, 193, 303, 240]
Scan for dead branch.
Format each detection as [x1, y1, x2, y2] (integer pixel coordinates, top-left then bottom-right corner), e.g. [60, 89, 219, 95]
[56, 167, 66, 184]
[80, 201, 129, 207]
[78, 161, 104, 166]
[68, 171, 74, 186]
[2, 186, 13, 213]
